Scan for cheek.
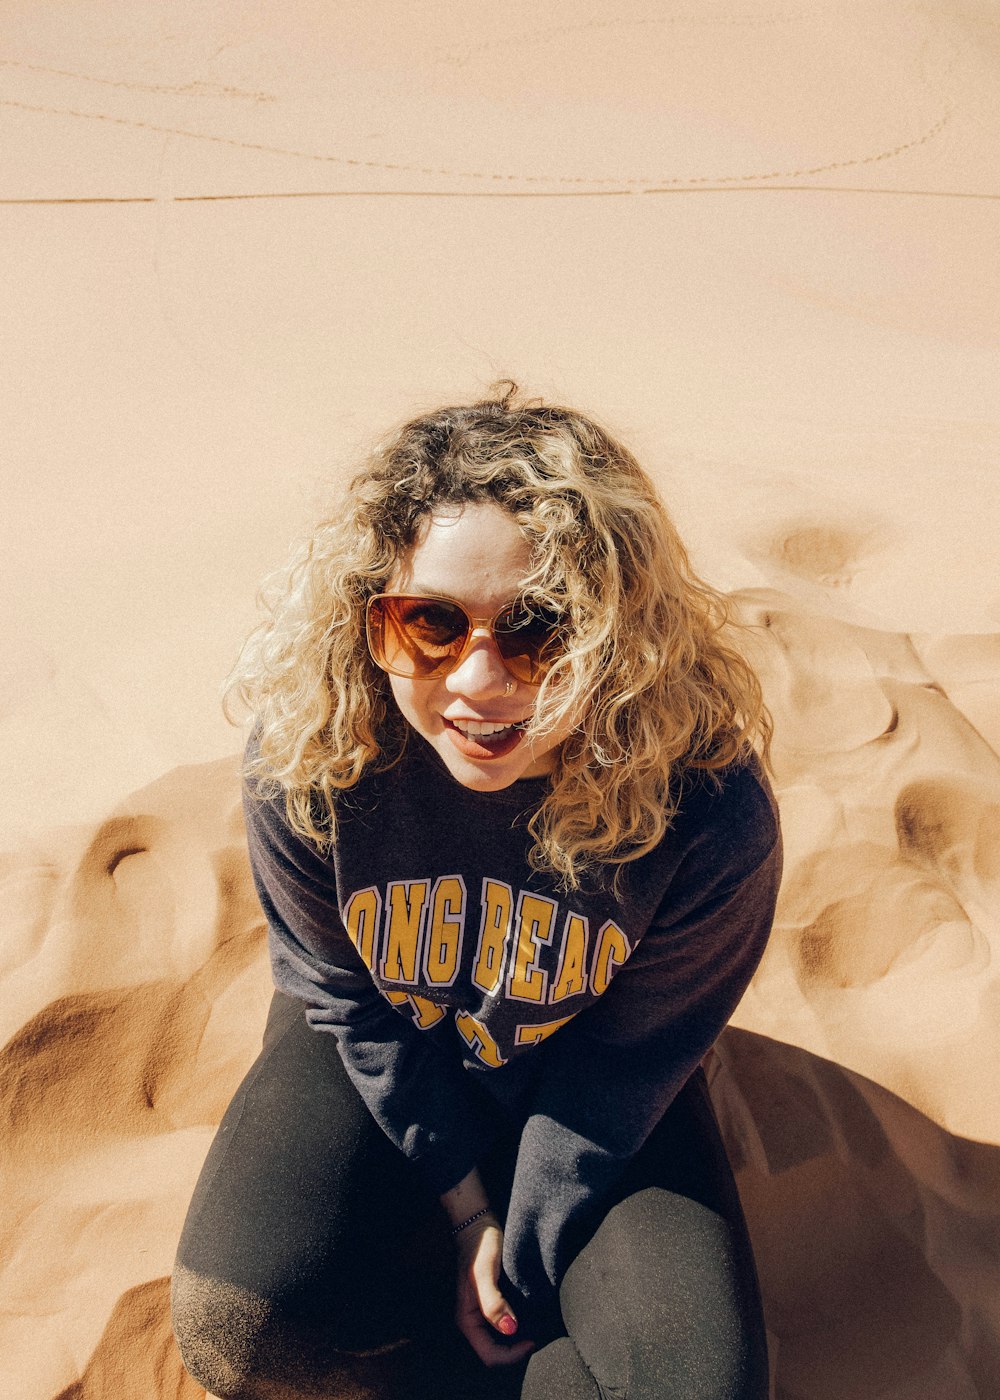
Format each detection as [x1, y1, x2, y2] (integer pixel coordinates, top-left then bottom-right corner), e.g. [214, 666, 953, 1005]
[533, 679, 585, 739]
[388, 675, 413, 717]
[524, 705, 573, 757]
[544, 714, 579, 753]
[387, 675, 435, 731]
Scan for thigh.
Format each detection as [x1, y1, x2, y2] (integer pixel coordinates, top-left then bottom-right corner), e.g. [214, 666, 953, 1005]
[554, 1070, 769, 1400]
[175, 991, 452, 1345]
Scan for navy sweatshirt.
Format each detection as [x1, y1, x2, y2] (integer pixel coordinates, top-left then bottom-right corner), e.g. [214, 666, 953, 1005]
[242, 731, 781, 1314]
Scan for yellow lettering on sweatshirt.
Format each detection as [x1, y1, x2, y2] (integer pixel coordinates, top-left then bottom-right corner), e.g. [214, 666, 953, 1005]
[385, 989, 447, 1029]
[590, 919, 631, 996]
[514, 1014, 577, 1046]
[472, 879, 513, 994]
[455, 1010, 507, 1067]
[344, 887, 382, 972]
[380, 880, 430, 984]
[549, 912, 589, 1003]
[424, 876, 466, 986]
[508, 892, 558, 1003]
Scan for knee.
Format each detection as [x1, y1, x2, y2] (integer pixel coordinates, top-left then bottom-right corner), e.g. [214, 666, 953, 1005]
[170, 1262, 273, 1399]
[561, 1191, 768, 1400]
[170, 1261, 422, 1400]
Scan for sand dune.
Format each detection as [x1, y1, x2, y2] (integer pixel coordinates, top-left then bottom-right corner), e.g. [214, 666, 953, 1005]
[2, 597, 997, 1399]
[0, 759, 271, 1400]
[732, 593, 1000, 1148]
[4, 1, 999, 1396]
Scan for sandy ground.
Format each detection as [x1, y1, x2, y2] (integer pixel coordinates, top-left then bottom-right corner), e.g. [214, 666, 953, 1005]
[2, 3, 998, 1397]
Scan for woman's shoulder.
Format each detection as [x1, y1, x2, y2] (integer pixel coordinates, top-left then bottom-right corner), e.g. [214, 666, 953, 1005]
[240, 730, 335, 861]
[610, 755, 780, 934]
[668, 751, 780, 881]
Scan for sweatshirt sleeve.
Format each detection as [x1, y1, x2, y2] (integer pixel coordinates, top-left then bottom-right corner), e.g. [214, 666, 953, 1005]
[242, 778, 497, 1196]
[501, 775, 782, 1316]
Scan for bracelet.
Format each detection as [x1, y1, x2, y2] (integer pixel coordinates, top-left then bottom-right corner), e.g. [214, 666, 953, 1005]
[451, 1207, 491, 1236]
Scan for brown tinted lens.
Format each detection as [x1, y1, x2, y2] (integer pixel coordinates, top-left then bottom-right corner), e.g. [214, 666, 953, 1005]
[494, 601, 564, 683]
[371, 597, 470, 677]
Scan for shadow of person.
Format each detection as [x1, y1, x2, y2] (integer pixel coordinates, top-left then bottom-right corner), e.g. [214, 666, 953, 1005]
[707, 1029, 1000, 1400]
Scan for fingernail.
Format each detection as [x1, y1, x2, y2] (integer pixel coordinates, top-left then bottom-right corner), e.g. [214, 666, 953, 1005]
[497, 1314, 518, 1336]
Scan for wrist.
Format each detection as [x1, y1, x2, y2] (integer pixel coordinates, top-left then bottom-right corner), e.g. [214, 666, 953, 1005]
[450, 1206, 492, 1237]
[451, 1210, 501, 1255]
[439, 1165, 490, 1228]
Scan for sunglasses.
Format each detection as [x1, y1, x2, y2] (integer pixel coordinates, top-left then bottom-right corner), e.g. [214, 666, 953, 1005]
[366, 594, 565, 684]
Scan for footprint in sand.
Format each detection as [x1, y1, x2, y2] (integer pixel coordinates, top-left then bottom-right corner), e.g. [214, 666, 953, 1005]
[895, 776, 1000, 901]
[746, 517, 888, 591]
[732, 589, 900, 756]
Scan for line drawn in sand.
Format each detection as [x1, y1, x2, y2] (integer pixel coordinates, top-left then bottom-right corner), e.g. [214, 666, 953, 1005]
[0, 94, 957, 192]
[1, 5, 985, 200]
[0, 57, 275, 103]
[2, 185, 998, 206]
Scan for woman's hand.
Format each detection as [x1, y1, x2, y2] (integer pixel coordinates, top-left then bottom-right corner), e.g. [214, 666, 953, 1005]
[453, 1216, 535, 1367]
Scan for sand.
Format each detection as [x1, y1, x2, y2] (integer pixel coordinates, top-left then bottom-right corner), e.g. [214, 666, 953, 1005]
[2, 2, 998, 1397]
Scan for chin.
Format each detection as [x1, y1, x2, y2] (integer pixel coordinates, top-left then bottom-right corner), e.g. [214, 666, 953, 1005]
[441, 752, 525, 791]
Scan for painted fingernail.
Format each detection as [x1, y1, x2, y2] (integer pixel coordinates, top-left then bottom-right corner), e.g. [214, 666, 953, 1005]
[497, 1315, 518, 1336]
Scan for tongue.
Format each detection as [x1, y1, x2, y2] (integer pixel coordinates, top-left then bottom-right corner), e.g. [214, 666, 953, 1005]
[446, 721, 524, 761]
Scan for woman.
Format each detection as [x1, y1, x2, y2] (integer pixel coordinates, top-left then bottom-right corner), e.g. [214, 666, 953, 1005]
[172, 384, 781, 1400]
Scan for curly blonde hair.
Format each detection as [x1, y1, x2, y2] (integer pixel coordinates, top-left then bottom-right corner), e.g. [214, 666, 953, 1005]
[226, 382, 771, 890]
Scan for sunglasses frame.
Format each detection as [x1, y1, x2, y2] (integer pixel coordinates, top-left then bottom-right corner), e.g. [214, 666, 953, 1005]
[365, 592, 563, 685]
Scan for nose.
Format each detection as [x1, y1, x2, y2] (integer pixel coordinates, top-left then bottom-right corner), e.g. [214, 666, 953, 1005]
[444, 627, 512, 699]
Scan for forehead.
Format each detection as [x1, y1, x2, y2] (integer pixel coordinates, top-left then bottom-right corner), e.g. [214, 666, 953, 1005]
[391, 502, 533, 608]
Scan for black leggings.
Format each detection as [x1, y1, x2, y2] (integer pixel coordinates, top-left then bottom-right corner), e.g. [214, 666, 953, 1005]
[172, 993, 769, 1400]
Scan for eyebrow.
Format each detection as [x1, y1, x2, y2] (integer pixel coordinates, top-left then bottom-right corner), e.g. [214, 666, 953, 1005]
[394, 586, 458, 601]
[398, 586, 521, 605]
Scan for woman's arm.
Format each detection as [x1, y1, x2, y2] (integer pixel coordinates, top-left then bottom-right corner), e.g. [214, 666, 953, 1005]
[243, 779, 496, 1197]
[502, 792, 782, 1319]
[439, 1165, 492, 1230]
[246, 783, 534, 1364]
[440, 1167, 535, 1365]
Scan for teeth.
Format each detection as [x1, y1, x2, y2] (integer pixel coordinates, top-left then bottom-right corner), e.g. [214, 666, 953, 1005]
[452, 719, 520, 737]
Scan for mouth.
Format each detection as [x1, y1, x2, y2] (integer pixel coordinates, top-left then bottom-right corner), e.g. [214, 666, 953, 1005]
[443, 716, 530, 760]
